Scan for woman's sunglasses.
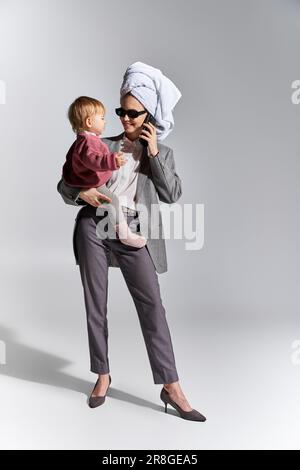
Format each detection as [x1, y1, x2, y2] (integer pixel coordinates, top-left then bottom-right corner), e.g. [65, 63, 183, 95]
[115, 107, 147, 119]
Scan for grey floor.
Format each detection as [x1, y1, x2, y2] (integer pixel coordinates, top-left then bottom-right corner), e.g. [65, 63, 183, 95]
[1, 257, 299, 450]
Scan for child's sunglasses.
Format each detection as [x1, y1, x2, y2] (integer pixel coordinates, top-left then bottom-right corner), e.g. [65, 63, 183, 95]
[115, 107, 147, 119]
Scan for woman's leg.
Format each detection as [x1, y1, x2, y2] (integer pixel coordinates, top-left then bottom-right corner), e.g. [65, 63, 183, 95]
[75, 212, 110, 375]
[107, 221, 179, 385]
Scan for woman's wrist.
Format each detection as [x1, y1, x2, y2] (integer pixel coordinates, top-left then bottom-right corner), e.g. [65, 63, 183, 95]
[147, 147, 159, 158]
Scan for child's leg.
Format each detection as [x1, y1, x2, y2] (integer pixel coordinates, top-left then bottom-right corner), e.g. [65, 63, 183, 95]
[95, 185, 146, 248]
[95, 185, 122, 224]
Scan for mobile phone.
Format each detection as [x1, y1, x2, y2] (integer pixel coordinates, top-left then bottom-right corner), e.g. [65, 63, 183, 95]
[139, 113, 156, 147]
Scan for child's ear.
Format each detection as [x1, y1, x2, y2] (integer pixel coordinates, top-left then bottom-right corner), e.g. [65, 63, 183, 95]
[85, 116, 92, 128]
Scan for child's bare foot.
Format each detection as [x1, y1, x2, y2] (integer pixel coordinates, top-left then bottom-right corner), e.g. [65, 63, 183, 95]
[115, 222, 147, 248]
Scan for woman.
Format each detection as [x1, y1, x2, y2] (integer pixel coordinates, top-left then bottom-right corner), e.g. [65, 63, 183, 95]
[57, 63, 206, 422]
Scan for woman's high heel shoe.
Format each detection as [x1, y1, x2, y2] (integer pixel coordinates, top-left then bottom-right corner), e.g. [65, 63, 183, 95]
[88, 375, 111, 408]
[160, 387, 206, 422]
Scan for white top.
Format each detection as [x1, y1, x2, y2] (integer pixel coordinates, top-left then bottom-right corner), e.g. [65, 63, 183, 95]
[108, 135, 144, 210]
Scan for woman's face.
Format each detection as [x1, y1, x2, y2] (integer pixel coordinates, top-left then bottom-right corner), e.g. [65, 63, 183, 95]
[119, 94, 147, 140]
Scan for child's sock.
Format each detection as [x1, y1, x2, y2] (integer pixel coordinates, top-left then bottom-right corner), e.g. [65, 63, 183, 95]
[115, 221, 147, 248]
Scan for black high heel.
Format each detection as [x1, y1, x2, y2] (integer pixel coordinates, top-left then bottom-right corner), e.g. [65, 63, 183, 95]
[88, 375, 111, 408]
[160, 387, 206, 422]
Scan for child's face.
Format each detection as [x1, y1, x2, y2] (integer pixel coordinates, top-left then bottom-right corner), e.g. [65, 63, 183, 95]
[87, 111, 106, 135]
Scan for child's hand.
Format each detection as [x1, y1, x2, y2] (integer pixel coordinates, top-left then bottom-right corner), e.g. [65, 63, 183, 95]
[115, 151, 127, 168]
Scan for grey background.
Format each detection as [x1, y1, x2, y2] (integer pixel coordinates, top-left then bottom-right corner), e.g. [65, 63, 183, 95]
[0, 0, 299, 450]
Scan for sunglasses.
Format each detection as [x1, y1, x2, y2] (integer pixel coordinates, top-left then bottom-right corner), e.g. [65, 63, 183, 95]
[115, 107, 147, 119]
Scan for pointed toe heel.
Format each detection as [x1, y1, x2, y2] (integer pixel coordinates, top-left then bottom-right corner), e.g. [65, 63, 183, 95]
[88, 374, 111, 409]
[160, 387, 206, 422]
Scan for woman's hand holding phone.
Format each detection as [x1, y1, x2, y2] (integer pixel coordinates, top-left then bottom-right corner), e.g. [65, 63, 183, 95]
[139, 121, 159, 157]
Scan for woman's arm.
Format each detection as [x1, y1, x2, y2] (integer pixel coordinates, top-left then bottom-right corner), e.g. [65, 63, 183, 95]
[57, 179, 112, 207]
[149, 146, 182, 204]
[140, 122, 182, 204]
[57, 179, 84, 206]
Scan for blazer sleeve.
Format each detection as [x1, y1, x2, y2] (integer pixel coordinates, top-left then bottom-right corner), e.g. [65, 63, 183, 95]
[149, 146, 182, 203]
[57, 178, 87, 206]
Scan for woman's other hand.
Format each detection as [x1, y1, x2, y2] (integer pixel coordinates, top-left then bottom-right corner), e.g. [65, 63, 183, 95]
[79, 188, 112, 207]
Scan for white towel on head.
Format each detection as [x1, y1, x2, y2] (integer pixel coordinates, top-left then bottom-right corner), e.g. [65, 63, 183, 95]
[120, 61, 182, 141]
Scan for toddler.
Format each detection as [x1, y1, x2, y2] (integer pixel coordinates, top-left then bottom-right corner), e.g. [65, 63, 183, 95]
[62, 96, 146, 248]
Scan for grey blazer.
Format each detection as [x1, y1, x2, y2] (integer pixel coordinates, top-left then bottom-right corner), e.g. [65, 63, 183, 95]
[57, 132, 182, 273]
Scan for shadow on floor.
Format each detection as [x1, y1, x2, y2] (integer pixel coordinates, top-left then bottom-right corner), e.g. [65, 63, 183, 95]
[0, 324, 170, 414]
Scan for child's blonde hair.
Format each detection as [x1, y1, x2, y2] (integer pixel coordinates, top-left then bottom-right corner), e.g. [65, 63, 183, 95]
[68, 96, 105, 133]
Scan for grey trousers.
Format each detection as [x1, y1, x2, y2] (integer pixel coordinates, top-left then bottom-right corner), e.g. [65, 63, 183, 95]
[75, 205, 179, 384]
